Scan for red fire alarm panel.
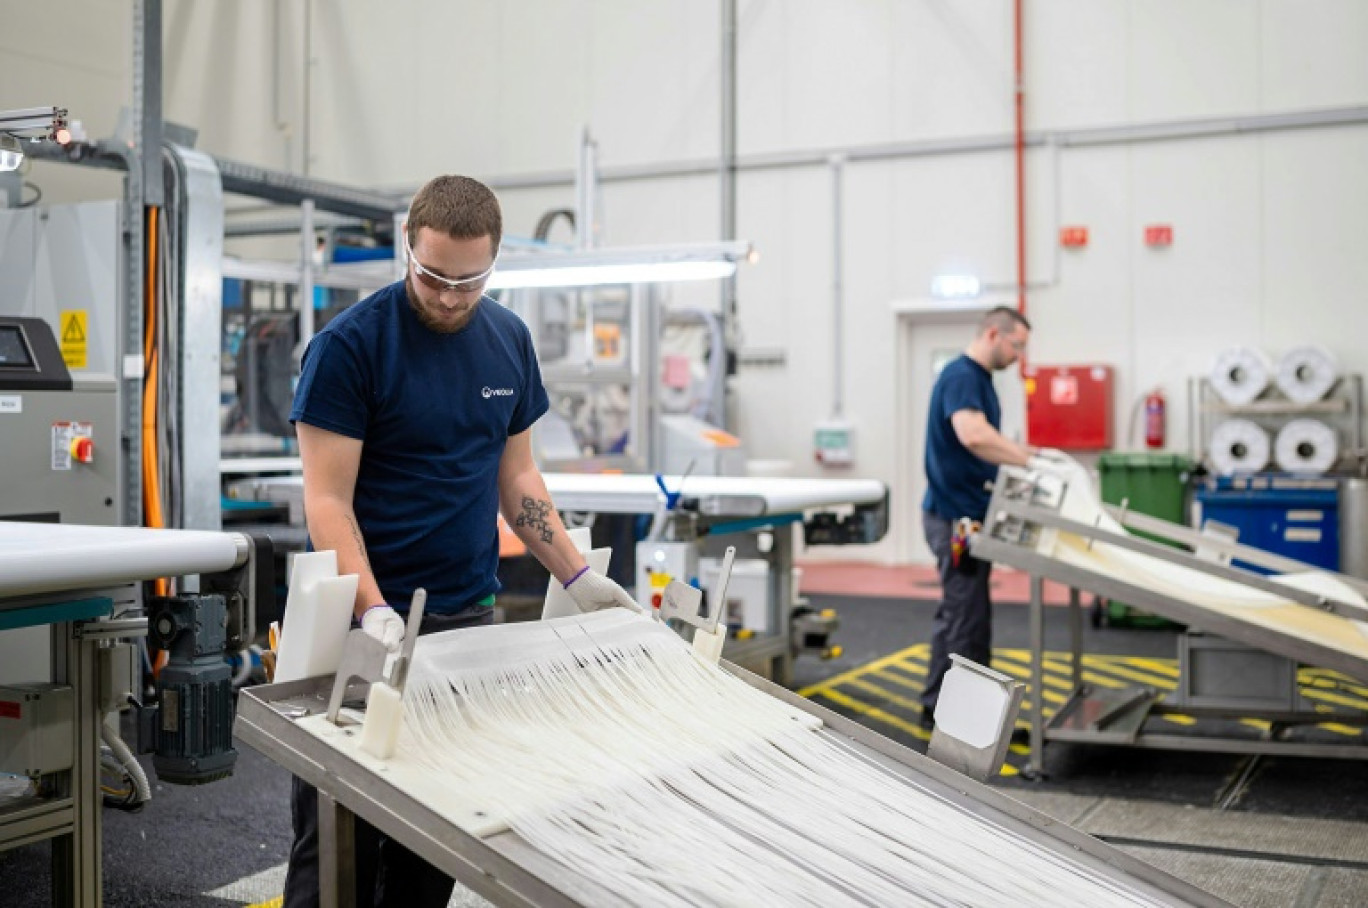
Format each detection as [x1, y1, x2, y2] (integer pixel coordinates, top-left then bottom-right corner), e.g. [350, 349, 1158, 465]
[1023, 364, 1114, 449]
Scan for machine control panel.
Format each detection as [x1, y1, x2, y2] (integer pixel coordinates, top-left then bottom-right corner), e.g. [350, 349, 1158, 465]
[0, 317, 73, 392]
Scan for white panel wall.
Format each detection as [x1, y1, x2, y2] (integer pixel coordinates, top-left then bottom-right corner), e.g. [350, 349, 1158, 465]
[4, 0, 1367, 565]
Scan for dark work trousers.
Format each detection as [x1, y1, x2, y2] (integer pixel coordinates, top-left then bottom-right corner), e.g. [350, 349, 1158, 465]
[282, 605, 495, 908]
[920, 512, 993, 713]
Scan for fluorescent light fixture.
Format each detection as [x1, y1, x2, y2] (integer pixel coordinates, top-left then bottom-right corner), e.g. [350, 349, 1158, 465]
[930, 274, 982, 300]
[0, 135, 21, 172]
[488, 241, 754, 291]
[490, 260, 736, 290]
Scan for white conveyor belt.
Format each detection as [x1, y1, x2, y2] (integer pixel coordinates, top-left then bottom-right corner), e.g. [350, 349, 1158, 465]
[541, 472, 886, 515]
[226, 472, 887, 517]
[0, 522, 246, 599]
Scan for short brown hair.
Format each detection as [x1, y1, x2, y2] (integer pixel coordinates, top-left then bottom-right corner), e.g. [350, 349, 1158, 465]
[406, 175, 502, 254]
[979, 305, 1031, 335]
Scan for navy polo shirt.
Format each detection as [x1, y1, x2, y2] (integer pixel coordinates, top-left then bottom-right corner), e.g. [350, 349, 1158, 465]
[922, 354, 1000, 522]
[290, 281, 549, 613]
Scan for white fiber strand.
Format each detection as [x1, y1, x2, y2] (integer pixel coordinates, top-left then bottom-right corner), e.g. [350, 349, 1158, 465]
[398, 613, 1166, 906]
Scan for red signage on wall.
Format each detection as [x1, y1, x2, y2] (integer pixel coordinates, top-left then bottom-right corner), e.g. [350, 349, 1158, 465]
[1060, 226, 1089, 249]
[1144, 225, 1173, 247]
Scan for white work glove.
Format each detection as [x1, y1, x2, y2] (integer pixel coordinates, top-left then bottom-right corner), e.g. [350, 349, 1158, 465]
[1029, 447, 1071, 473]
[360, 604, 405, 653]
[564, 568, 642, 614]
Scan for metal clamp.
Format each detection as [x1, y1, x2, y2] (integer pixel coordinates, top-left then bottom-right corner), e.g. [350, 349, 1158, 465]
[325, 589, 426, 725]
[659, 546, 735, 635]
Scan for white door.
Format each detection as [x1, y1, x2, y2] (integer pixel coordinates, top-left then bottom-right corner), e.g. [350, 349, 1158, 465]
[895, 316, 1025, 563]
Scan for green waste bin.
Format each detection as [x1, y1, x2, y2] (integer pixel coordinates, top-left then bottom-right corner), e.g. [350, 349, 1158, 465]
[1095, 452, 1193, 629]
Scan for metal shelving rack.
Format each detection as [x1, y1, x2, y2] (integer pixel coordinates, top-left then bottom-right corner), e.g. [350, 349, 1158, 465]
[1188, 372, 1365, 474]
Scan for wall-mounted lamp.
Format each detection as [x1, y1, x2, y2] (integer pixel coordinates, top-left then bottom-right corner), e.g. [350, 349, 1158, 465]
[930, 274, 982, 300]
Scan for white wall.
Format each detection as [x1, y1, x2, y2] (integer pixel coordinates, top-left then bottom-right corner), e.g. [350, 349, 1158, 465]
[4, 1, 1366, 564]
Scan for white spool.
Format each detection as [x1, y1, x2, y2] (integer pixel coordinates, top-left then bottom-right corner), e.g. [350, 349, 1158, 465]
[1275, 346, 1340, 404]
[1209, 347, 1272, 406]
[1209, 419, 1271, 475]
[1274, 419, 1339, 475]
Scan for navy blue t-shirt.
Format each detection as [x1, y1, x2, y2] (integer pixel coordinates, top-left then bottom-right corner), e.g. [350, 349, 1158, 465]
[922, 354, 1000, 522]
[290, 281, 549, 613]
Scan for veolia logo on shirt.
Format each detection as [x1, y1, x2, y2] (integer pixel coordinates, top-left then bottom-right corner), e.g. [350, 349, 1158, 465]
[482, 386, 515, 399]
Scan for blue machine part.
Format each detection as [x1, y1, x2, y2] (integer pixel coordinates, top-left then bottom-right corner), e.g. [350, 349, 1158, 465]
[1195, 478, 1339, 573]
[331, 244, 394, 263]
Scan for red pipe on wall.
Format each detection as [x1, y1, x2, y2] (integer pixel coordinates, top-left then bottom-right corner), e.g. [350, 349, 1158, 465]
[1014, 0, 1029, 375]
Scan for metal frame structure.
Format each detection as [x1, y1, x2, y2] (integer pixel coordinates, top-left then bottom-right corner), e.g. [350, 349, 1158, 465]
[973, 466, 1368, 778]
[236, 663, 1228, 908]
[1187, 373, 1364, 472]
[0, 522, 256, 908]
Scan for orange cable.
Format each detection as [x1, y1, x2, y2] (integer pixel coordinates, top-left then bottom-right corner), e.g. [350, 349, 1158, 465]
[141, 206, 168, 598]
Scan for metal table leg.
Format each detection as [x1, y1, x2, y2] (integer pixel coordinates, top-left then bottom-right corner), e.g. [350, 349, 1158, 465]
[1028, 576, 1046, 779]
[1069, 587, 1083, 691]
[319, 790, 357, 908]
[49, 621, 100, 908]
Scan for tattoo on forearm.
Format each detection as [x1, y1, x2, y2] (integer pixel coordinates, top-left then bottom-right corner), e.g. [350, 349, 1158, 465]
[515, 496, 556, 544]
[346, 515, 372, 571]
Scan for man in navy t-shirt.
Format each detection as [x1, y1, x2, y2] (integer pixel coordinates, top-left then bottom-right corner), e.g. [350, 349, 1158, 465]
[283, 175, 637, 908]
[919, 306, 1062, 726]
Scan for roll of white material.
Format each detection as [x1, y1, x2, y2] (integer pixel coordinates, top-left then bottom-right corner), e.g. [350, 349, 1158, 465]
[1209, 346, 1272, 405]
[1275, 345, 1340, 404]
[1209, 419, 1271, 475]
[1274, 419, 1339, 475]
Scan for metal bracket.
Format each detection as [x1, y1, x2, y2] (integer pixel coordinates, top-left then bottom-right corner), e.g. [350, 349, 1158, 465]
[325, 589, 426, 725]
[324, 631, 388, 726]
[659, 546, 735, 634]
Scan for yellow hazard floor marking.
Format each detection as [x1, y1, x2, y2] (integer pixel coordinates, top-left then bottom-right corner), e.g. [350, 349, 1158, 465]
[801, 647, 1368, 757]
[797, 644, 929, 697]
[1103, 655, 1180, 677]
[872, 668, 925, 693]
[1302, 687, 1368, 712]
[1301, 670, 1368, 699]
[813, 687, 930, 741]
[247, 899, 282, 908]
[846, 678, 926, 713]
[1318, 722, 1365, 735]
[989, 655, 1072, 690]
[885, 659, 928, 677]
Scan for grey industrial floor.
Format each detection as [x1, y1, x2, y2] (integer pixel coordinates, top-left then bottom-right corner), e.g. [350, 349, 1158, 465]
[3, 592, 1367, 907]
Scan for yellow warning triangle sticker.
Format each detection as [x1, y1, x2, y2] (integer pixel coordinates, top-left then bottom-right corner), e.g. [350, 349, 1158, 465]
[62, 313, 86, 343]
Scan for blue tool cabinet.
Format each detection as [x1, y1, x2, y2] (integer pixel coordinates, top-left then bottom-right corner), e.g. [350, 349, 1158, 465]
[1194, 477, 1340, 573]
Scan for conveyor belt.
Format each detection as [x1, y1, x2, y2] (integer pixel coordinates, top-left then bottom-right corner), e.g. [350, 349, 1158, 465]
[973, 465, 1368, 777]
[226, 471, 887, 518]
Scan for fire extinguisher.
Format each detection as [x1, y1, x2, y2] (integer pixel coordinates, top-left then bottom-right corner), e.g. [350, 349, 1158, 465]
[1144, 389, 1166, 449]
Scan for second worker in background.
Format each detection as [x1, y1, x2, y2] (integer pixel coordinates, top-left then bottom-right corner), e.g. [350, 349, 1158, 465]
[918, 306, 1064, 727]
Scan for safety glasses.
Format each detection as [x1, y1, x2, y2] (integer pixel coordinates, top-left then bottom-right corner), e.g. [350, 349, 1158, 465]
[403, 233, 496, 294]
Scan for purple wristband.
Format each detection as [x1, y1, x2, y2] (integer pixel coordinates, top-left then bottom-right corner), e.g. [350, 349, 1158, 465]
[562, 566, 591, 589]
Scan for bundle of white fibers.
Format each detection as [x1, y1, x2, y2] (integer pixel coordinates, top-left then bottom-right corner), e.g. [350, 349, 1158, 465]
[401, 611, 1168, 907]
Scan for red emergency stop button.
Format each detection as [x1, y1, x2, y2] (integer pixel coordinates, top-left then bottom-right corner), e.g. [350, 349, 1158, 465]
[70, 436, 94, 464]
